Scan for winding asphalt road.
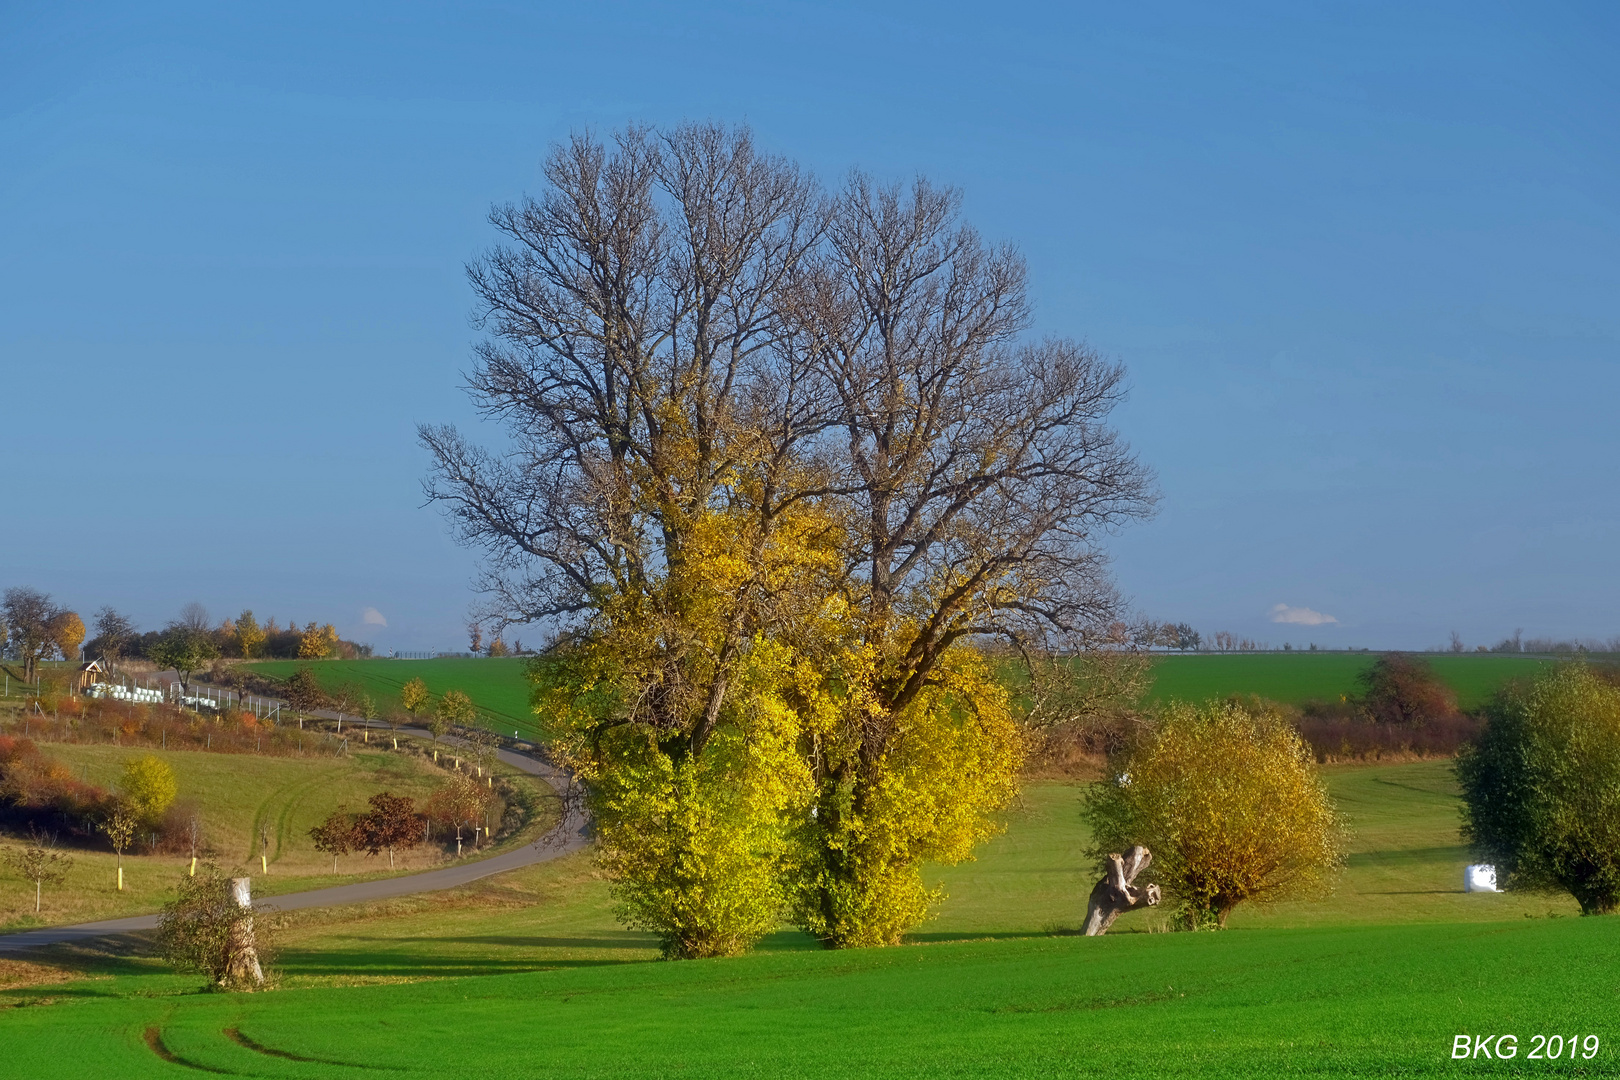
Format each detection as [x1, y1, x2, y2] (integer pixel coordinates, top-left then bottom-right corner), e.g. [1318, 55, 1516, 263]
[0, 724, 590, 955]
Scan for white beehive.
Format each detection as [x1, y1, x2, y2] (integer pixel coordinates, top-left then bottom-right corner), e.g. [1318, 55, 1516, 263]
[1464, 864, 1500, 892]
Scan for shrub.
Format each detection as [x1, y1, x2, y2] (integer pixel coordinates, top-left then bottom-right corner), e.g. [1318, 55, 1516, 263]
[1358, 654, 1459, 727]
[156, 862, 272, 989]
[1457, 664, 1620, 915]
[1295, 709, 1482, 762]
[119, 754, 177, 827]
[1084, 699, 1346, 928]
[0, 736, 109, 835]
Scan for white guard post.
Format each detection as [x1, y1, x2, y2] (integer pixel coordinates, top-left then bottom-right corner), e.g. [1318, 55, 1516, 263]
[1464, 864, 1500, 892]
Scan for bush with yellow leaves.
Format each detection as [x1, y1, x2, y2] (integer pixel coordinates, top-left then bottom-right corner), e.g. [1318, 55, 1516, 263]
[1084, 699, 1345, 929]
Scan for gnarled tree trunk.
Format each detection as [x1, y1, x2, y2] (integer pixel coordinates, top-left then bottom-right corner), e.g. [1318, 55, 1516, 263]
[225, 877, 264, 986]
[1083, 845, 1161, 936]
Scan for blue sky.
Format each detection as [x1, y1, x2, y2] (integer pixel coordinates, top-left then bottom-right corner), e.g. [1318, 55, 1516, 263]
[3, 2, 1616, 652]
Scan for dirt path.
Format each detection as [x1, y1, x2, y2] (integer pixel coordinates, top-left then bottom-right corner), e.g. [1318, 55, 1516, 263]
[0, 725, 589, 955]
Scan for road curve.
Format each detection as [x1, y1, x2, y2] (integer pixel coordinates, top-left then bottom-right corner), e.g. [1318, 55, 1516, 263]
[0, 725, 589, 955]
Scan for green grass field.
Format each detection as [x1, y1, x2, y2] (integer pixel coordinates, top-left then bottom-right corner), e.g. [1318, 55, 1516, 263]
[0, 740, 553, 933]
[4, 656, 1608, 1076]
[243, 658, 539, 736]
[2, 918, 1616, 1078]
[1146, 652, 1558, 711]
[4, 759, 1606, 1077]
[242, 653, 1574, 744]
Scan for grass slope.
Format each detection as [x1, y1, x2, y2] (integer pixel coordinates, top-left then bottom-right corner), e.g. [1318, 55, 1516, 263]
[0, 742, 551, 932]
[2, 759, 1595, 1077]
[2, 919, 1615, 1077]
[926, 761, 1577, 936]
[1146, 653, 1555, 711]
[243, 658, 538, 736]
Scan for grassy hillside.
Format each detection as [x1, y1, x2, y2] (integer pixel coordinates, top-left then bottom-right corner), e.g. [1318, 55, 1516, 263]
[243, 658, 538, 736]
[2, 918, 1612, 1077]
[1, 758, 1602, 1075]
[1146, 652, 1554, 711]
[925, 761, 1574, 935]
[0, 741, 551, 932]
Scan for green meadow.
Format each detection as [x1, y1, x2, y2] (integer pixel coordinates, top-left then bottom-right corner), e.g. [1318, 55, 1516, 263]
[2, 919, 1614, 1078]
[243, 657, 538, 736]
[1145, 652, 1557, 711]
[245, 652, 1571, 742]
[4, 759, 1607, 1077]
[0, 741, 553, 933]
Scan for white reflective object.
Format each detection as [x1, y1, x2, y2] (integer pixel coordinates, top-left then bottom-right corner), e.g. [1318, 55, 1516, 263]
[1465, 864, 1500, 892]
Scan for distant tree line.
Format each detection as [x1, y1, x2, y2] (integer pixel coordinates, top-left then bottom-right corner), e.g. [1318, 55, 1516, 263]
[2, 588, 373, 678]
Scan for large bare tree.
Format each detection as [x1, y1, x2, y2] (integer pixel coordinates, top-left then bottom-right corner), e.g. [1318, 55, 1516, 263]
[423, 126, 1156, 953]
[787, 175, 1158, 944]
[421, 122, 832, 758]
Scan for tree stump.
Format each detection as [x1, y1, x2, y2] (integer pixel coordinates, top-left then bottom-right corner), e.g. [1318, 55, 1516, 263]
[225, 877, 264, 986]
[1082, 845, 1161, 936]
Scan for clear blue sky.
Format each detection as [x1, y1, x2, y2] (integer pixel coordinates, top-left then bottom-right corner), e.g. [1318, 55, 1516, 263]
[3, 2, 1616, 652]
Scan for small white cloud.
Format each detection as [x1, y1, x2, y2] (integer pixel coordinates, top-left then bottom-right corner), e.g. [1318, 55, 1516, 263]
[1270, 603, 1338, 626]
[361, 607, 388, 627]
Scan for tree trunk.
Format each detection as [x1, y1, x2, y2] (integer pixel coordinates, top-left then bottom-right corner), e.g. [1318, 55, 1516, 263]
[1082, 845, 1161, 936]
[224, 877, 265, 987]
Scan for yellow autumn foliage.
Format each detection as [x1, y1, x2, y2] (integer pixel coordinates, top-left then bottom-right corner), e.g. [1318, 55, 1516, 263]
[235, 610, 266, 659]
[1084, 699, 1346, 928]
[791, 642, 1024, 947]
[298, 622, 339, 659]
[49, 611, 85, 661]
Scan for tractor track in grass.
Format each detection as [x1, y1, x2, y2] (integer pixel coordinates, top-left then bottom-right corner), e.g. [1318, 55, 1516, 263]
[225, 1025, 404, 1071]
[144, 1027, 233, 1074]
[245, 764, 342, 866]
[0, 724, 589, 955]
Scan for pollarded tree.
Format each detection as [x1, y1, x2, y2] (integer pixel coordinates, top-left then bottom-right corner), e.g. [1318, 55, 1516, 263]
[1084, 699, 1345, 929]
[1458, 664, 1620, 915]
[423, 122, 837, 958]
[156, 862, 267, 988]
[786, 175, 1156, 946]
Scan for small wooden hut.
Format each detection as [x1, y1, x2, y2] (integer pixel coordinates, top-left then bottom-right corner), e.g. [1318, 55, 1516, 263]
[76, 659, 106, 691]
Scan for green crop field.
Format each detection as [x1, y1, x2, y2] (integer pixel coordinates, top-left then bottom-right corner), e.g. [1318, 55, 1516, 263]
[2, 918, 1616, 1078]
[0, 741, 553, 933]
[242, 652, 1584, 746]
[1146, 652, 1559, 711]
[243, 658, 539, 736]
[4, 759, 1605, 1076]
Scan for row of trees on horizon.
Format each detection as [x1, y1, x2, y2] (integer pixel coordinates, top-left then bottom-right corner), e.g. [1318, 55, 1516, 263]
[2, 588, 372, 684]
